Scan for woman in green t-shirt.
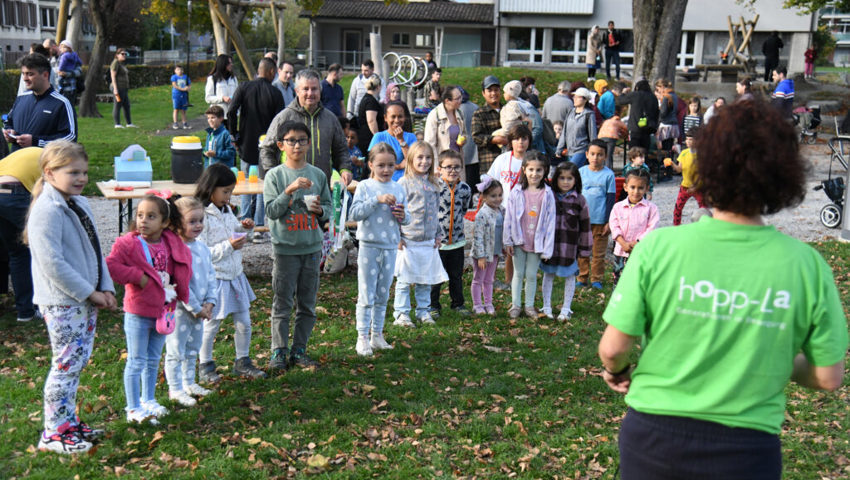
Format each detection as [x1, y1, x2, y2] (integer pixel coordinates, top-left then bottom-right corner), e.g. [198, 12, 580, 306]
[110, 48, 135, 128]
[598, 100, 847, 479]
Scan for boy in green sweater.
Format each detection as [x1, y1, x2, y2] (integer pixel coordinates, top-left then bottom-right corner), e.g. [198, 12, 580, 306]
[264, 120, 332, 373]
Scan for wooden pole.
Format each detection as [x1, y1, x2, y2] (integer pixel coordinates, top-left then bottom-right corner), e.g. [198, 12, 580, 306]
[56, 0, 69, 42]
[210, 0, 256, 78]
[276, 7, 285, 63]
[209, 0, 228, 55]
[270, 3, 279, 39]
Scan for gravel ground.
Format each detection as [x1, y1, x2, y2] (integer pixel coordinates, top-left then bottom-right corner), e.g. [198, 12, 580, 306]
[88, 144, 847, 277]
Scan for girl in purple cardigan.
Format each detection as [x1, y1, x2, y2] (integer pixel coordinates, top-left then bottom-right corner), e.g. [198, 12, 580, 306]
[107, 194, 191, 424]
[503, 151, 556, 319]
[540, 162, 592, 321]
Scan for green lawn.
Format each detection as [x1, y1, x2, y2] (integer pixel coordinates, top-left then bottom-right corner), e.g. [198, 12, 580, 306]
[0, 241, 848, 479]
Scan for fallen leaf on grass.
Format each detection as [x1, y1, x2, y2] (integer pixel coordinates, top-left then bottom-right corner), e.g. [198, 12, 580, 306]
[306, 453, 330, 469]
[367, 452, 388, 461]
[148, 431, 164, 448]
[244, 437, 262, 446]
[361, 384, 377, 393]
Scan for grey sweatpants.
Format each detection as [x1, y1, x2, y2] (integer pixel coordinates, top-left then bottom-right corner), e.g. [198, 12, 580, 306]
[271, 251, 321, 353]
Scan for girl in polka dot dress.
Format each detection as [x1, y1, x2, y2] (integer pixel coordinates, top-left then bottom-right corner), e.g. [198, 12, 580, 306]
[349, 143, 410, 356]
[164, 197, 218, 407]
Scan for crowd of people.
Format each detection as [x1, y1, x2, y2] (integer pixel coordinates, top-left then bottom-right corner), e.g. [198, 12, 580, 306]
[0, 38, 846, 480]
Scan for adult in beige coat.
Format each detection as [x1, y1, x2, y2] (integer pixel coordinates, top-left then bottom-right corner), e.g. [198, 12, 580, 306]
[585, 25, 603, 82]
[424, 85, 466, 171]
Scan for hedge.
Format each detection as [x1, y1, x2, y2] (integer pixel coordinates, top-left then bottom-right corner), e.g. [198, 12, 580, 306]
[1, 60, 214, 112]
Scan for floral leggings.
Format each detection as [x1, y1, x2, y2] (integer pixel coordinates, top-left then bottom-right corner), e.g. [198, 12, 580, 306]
[42, 304, 97, 434]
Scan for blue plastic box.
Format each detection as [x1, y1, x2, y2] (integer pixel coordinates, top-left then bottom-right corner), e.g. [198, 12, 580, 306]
[114, 156, 152, 182]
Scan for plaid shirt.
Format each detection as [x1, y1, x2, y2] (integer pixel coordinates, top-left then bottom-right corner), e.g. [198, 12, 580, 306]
[472, 103, 503, 172]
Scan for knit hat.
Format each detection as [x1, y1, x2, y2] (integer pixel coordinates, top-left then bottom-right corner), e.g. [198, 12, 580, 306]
[593, 79, 609, 96]
[503, 80, 522, 99]
[60, 40, 73, 49]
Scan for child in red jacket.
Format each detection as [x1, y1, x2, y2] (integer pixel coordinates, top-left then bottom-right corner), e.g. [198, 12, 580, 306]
[107, 194, 191, 424]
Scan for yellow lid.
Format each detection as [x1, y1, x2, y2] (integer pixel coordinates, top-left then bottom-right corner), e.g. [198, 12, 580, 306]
[173, 136, 201, 144]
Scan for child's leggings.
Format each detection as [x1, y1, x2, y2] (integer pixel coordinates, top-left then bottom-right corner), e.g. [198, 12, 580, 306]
[356, 245, 396, 336]
[471, 256, 498, 310]
[511, 249, 541, 308]
[673, 186, 706, 225]
[165, 305, 203, 392]
[199, 310, 252, 363]
[123, 313, 166, 410]
[42, 304, 96, 434]
[541, 273, 577, 316]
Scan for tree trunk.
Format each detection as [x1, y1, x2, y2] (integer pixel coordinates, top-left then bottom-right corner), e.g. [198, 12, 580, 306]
[210, 0, 256, 78]
[56, 0, 69, 42]
[632, 0, 689, 85]
[67, 0, 83, 52]
[78, 1, 110, 117]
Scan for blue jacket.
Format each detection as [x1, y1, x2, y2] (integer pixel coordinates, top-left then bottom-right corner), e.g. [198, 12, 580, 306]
[205, 124, 236, 167]
[7, 86, 76, 150]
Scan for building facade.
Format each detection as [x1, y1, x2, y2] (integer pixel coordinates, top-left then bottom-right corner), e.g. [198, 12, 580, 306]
[306, 0, 815, 74]
[1, 0, 95, 67]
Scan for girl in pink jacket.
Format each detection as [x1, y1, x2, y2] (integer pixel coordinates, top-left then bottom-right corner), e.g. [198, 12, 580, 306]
[608, 169, 659, 283]
[107, 194, 191, 424]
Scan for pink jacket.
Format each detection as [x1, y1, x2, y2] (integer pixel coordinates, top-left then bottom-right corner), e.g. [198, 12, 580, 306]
[608, 198, 659, 257]
[106, 230, 192, 318]
[503, 185, 556, 259]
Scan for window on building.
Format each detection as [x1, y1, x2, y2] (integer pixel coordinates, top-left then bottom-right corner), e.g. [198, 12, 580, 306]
[507, 27, 544, 63]
[392, 33, 410, 47]
[552, 28, 579, 64]
[678, 31, 696, 67]
[2, 0, 17, 26]
[41, 6, 55, 29]
[27, 2, 35, 28]
[415, 34, 433, 48]
[16, 1, 28, 27]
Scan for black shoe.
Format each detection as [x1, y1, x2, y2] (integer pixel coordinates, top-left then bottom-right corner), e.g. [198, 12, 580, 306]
[199, 361, 221, 384]
[268, 348, 289, 374]
[428, 308, 441, 319]
[452, 306, 472, 316]
[288, 348, 318, 369]
[233, 356, 267, 379]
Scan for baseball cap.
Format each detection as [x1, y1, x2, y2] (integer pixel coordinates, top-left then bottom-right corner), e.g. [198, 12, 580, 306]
[572, 87, 592, 99]
[482, 75, 500, 90]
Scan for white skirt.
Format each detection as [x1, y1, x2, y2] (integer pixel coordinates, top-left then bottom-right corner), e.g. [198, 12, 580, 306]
[394, 239, 449, 285]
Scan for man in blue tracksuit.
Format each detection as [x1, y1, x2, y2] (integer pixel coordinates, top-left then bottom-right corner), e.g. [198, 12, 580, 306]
[3, 53, 77, 152]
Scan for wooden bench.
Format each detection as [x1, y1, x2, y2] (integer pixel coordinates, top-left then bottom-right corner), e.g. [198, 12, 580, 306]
[96, 93, 115, 103]
[694, 64, 747, 82]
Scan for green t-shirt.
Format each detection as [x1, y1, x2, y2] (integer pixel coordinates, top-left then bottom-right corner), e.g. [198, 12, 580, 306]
[263, 162, 331, 255]
[603, 216, 848, 434]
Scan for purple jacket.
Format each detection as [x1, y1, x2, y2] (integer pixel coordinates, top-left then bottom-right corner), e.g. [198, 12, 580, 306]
[542, 190, 592, 267]
[503, 184, 556, 258]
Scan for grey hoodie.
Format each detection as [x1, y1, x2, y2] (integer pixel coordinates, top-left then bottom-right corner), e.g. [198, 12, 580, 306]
[259, 100, 351, 183]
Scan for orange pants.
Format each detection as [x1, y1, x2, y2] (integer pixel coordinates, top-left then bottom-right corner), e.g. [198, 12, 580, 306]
[577, 224, 609, 284]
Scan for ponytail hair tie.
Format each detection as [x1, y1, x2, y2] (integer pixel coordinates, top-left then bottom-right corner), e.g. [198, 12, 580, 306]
[476, 174, 496, 193]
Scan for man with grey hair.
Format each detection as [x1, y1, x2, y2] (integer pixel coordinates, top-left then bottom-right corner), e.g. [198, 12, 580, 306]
[260, 68, 352, 186]
[542, 80, 574, 123]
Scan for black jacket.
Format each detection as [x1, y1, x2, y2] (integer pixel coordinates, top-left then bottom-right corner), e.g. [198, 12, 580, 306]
[762, 35, 784, 61]
[605, 29, 623, 52]
[618, 90, 659, 134]
[6, 86, 77, 151]
[228, 77, 285, 165]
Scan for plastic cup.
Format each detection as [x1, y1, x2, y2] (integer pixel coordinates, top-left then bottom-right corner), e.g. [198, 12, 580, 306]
[303, 194, 318, 208]
[248, 165, 259, 182]
[237, 170, 246, 183]
[230, 167, 239, 176]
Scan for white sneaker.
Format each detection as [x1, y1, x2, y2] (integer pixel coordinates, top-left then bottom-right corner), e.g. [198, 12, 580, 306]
[393, 313, 415, 328]
[356, 335, 373, 356]
[38, 430, 92, 454]
[185, 383, 211, 397]
[557, 311, 573, 321]
[169, 390, 197, 407]
[114, 124, 124, 129]
[540, 307, 554, 319]
[126, 124, 138, 128]
[126, 407, 158, 425]
[370, 333, 394, 350]
[418, 313, 436, 325]
[142, 400, 169, 418]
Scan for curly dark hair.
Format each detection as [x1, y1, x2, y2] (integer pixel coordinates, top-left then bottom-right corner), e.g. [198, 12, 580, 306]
[694, 100, 806, 216]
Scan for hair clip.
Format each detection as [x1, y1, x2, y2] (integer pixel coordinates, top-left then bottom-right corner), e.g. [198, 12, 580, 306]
[145, 189, 173, 200]
[476, 174, 495, 193]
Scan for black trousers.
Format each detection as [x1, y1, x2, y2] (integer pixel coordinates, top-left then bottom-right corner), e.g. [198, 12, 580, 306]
[431, 247, 465, 310]
[619, 408, 781, 480]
